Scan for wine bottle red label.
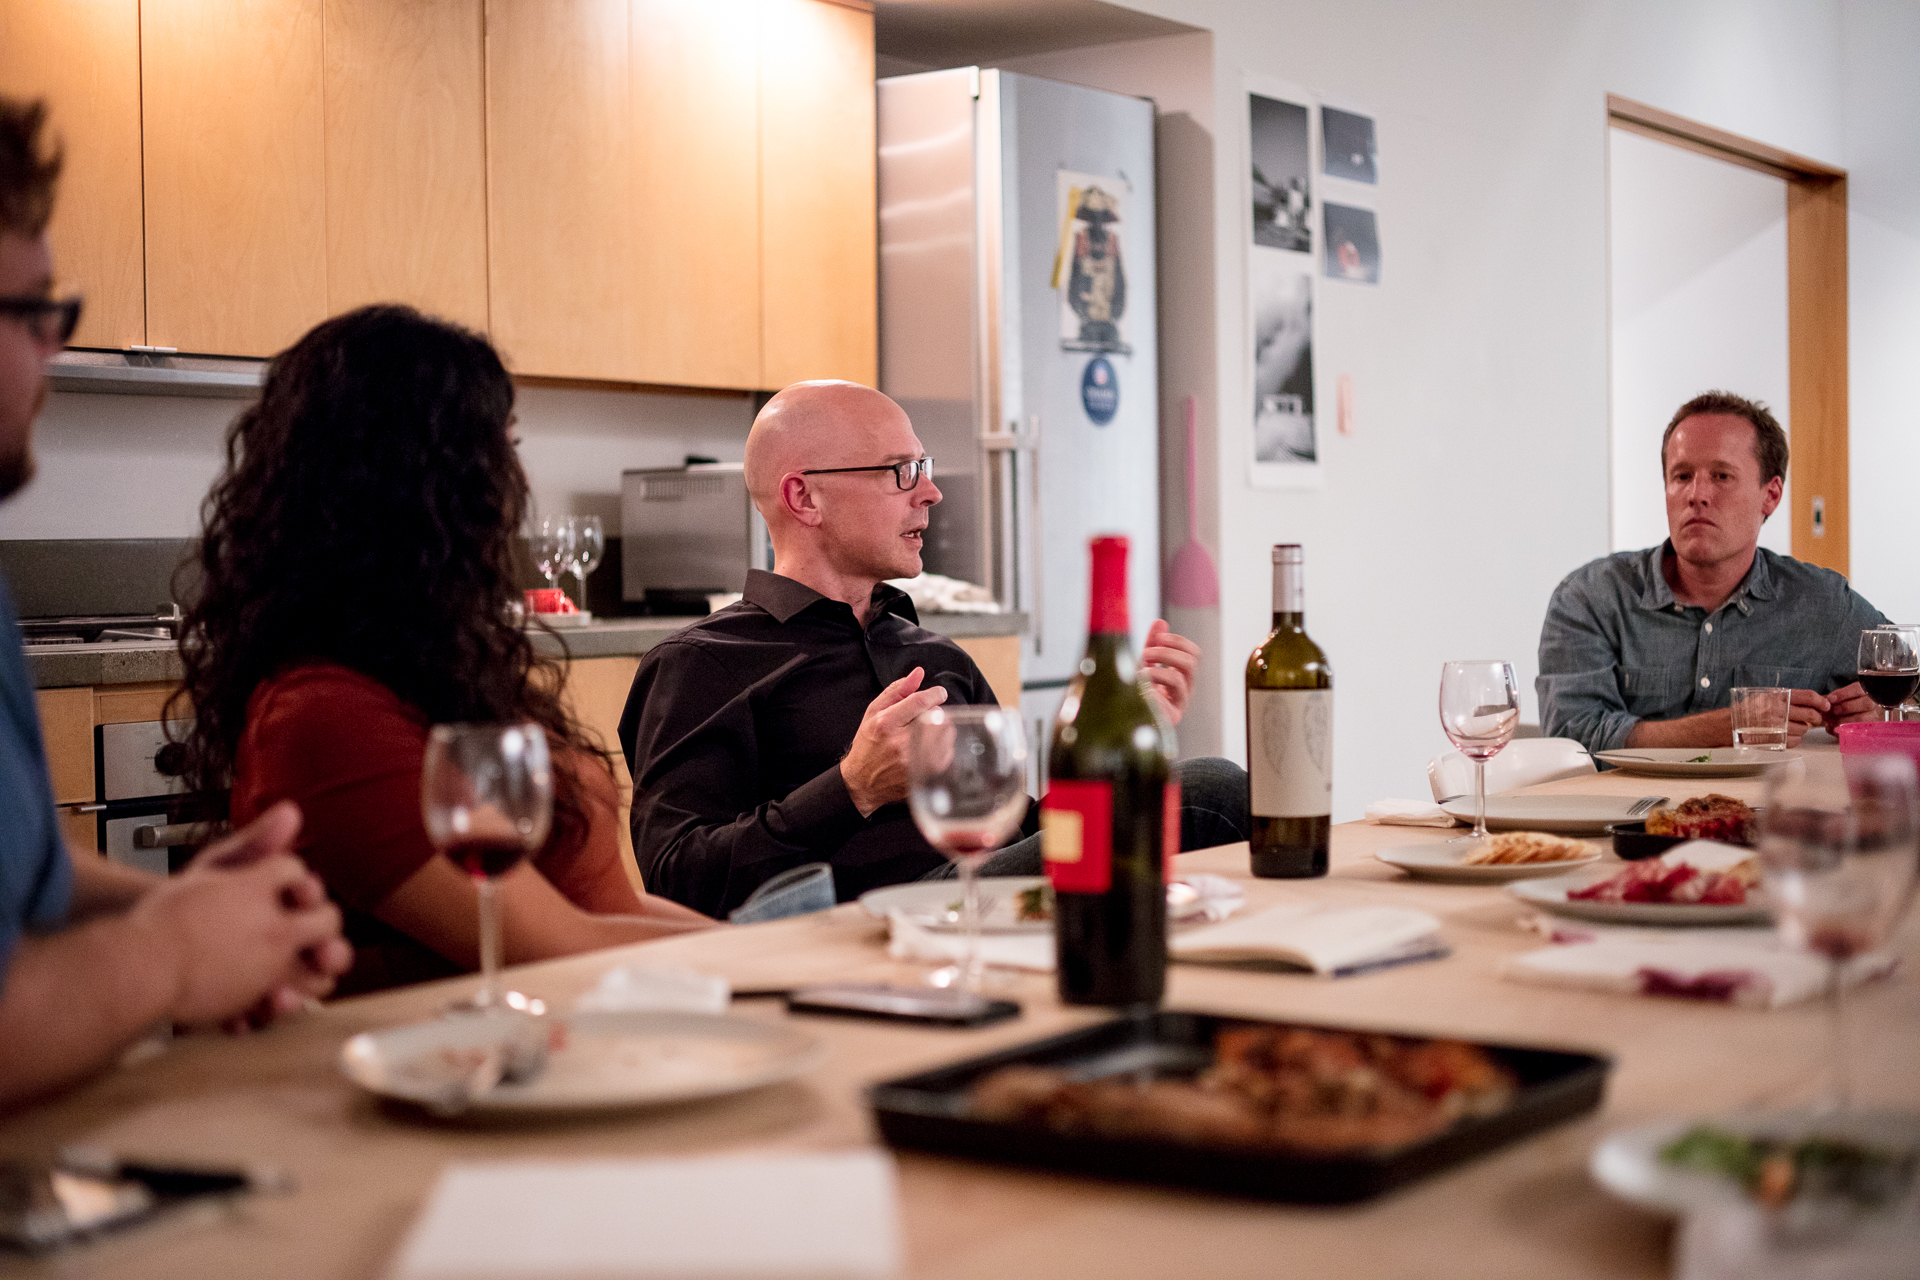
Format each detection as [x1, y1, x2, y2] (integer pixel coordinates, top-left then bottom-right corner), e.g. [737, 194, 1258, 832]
[1163, 778, 1180, 876]
[1248, 688, 1332, 817]
[1042, 780, 1113, 893]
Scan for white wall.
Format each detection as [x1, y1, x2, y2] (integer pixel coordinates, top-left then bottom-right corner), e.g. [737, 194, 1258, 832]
[0, 383, 755, 542]
[1607, 126, 1791, 557]
[1098, 0, 1895, 818]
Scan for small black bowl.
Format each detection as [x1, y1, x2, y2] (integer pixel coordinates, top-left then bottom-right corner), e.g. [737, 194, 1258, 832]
[1606, 821, 1686, 861]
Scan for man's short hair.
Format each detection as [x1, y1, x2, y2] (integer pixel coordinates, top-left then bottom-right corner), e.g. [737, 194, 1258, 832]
[0, 97, 61, 239]
[1660, 390, 1789, 485]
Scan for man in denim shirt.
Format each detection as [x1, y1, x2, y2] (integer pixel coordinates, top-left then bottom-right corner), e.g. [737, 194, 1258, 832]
[1538, 391, 1887, 754]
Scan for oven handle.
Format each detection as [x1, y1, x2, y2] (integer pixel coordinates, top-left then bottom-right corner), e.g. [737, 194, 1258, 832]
[134, 821, 224, 850]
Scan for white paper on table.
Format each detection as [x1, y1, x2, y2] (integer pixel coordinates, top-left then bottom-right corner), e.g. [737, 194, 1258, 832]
[388, 1153, 901, 1280]
[886, 910, 1055, 971]
[573, 964, 730, 1014]
[1170, 904, 1445, 976]
[1501, 927, 1896, 1009]
[1363, 798, 1458, 827]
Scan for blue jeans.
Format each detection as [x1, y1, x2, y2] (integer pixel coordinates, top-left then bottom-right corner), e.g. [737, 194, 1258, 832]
[923, 756, 1250, 880]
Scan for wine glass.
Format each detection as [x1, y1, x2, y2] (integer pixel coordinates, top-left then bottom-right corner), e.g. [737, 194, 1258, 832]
[1758, 752, 1920, 1111]
[564, 515, 604, 615]
[422, 723, 553, 1015]
[1438, 660, 1521, 843]
[906, 706, 1029, 991]
[1859, 625, 1920, 722]
[530, 516, 571, 591]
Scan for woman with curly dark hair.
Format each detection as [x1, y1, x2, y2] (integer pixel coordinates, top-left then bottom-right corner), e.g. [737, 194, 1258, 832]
[175, 305, 711, 996]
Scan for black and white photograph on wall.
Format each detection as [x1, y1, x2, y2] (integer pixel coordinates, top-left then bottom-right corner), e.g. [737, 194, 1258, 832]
[1321, 106, 1378, 184]
[1250, 250, 1316, 466]
[1323, 202, 1381, 284]
[1249, 94, 1312, 253]
[1055, 170, 1132, 354]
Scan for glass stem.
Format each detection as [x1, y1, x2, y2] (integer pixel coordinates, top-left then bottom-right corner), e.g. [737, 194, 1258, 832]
[1472, 758, 1489, 838]
[476, 875, 501, 1009]
[959, 855, 984, 991]
[1822, 955, 1849, 1113]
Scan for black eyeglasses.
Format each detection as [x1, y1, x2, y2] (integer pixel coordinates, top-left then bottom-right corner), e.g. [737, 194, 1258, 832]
[799, 457, 935, 490]
[0, 294, 83, 346]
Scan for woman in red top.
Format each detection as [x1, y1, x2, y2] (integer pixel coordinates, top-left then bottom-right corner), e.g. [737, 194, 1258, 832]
[174, 306, 712, 996]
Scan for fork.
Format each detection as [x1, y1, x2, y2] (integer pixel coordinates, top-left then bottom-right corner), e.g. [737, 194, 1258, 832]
[1626, 795, 1668, 817]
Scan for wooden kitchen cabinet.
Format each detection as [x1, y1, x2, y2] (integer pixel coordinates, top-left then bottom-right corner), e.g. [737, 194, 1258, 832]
[0, 0, 147, 349]
[759, 0, 877, 388]
[141, 0, 329, 357]
[324, 0, 490, 333]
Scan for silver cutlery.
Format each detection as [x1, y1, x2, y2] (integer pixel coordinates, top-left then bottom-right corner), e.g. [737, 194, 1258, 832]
[1626, 796, 1668, 817]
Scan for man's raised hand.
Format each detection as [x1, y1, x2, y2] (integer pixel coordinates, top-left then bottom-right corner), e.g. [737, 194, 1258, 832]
[841, 667, 949, 817]
[1141, 619, 1200, 726]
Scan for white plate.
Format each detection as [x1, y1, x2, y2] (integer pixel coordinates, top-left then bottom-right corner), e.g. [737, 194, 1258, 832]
[1506, 869, 1770, 925]
[340, 1010, 822, 1115]
[1374, 839, 1603, 883]
[859, 876, 1051, 934]
[1439, 794, 1670, 834]
[1593, 747, 1798, 778]
[1592, 1111, 1920, 1216]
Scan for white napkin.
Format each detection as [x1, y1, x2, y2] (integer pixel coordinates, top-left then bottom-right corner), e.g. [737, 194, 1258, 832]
[1171, 873, 1247, 923]
[1502, 926, 1897, 1009]
[388, 1153, 900, 1280]
[573, 965, 730, 1014]
[1171, 903, 1446, 976]
[887, 910, 1054, 971]
[1365, 798, 1459, 827]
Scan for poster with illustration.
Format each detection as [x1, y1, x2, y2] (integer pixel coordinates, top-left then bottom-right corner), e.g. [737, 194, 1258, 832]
[1250, 94, 1312, 254]
[1246, 77, 1321, 487]
[1323, 202, 1380, 284]
[1054, 171, 1132, 355]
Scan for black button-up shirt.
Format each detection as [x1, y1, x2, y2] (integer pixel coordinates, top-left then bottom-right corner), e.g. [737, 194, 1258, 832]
[618, 570, 1004, 916]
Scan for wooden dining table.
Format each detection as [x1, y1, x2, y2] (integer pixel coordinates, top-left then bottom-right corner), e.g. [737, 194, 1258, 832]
[4, 748, 1917, 1279]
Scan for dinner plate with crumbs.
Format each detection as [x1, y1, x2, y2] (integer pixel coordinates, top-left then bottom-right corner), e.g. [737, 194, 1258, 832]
[1506, 870, 1770, 925]
[1375, 837, 1603, 884]
[1592, 1111, 1920, 1216]
[1593, 747, 1798, 778]
[859, 876, 1052, 934]
[340, 1010, 823, 1115]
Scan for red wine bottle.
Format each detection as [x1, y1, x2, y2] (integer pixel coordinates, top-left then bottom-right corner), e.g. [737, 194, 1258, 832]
[1044, 536, 1174, 1007]
[1245, 544, 1332, 877]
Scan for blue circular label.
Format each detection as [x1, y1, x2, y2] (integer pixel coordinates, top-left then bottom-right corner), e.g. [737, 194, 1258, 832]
[1081, 357, 1119, 426]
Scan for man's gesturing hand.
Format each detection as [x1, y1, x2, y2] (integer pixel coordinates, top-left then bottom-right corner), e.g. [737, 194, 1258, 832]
[1141, 619, 1200, 726]
[841, 667, 949, 817]
[132, 802, 352, 1026]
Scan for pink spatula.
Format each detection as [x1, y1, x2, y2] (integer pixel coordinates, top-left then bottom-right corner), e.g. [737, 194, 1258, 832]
[1164, 396, 1219, 608]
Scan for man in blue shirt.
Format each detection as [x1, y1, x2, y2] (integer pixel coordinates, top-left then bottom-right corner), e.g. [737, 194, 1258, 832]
[0, 97, 350, 1108]
[1538, 390, 1886, 754]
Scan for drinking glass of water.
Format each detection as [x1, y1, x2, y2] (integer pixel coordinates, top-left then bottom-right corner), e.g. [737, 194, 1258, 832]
[1731, 685, 1791, 750]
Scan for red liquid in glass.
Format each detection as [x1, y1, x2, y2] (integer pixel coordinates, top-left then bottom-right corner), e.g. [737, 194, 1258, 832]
[445, 836, 529, 879]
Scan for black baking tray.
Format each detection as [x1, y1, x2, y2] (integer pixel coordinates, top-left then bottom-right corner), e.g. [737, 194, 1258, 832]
[869, 1010, 1611, 1204]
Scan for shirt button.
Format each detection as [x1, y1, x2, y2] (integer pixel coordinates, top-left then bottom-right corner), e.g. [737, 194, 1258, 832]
[1700, 677, 1711, 688]
[1704, 622, 1713, 634]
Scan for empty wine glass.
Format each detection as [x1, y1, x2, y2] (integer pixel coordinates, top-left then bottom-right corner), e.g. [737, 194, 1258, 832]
[530, 516, 571, 591]
[1758, 752, 1920, 1111]
[564, 515, 604, 615]
[1439, 660, 1521, 843]
[1858, 626, 1920, 722]
[422, 723, 553, 1015]
[907, 706, 1029, 991]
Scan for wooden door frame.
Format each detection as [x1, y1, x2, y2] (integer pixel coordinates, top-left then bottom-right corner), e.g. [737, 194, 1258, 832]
[1607, 94, 1849, 576]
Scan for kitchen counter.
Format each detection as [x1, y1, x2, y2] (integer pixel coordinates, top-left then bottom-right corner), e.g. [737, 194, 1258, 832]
[24, 611, 1029, 689]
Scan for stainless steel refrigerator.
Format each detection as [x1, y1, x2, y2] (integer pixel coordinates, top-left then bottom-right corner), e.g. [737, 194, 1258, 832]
[878, 68, 1160, 778]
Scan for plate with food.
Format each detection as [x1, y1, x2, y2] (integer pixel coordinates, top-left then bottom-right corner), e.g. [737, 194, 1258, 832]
[1437, 794, 1669, 834]
[340, 1010, 823, 1116]
[871, 1010, 1611, 1203]
[1506, 844, 1770, 924]
[1593, 747, 1798, 778]
[1375, 831, 1604, 883]
[858, 876, 1242, 933]
[1610, 793, 1760, 860]
[1591, 1112, 1920, 1217]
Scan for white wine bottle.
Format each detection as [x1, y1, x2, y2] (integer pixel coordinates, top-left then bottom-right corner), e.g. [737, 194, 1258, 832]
[1245, 544, 1331, 877]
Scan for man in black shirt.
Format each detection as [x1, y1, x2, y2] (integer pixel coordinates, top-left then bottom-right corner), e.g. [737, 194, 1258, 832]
[619, 381, 1245, 917]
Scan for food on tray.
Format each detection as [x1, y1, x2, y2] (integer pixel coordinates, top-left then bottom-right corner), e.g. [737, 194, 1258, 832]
[1566, 851, 1760, 905]
[1017, 883, 1053, 922]
[1643, 793, 1757, 845]
[1661, 1125, 1918, 1210]
[969, 1025, 1516, 1154]
[1459, 831, 1591, 866]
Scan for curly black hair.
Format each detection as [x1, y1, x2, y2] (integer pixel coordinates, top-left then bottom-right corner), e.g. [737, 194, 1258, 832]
[173, 305, 601, 829]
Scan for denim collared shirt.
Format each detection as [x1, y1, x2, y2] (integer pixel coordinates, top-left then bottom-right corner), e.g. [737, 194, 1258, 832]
[1536, 543, 1888, 753]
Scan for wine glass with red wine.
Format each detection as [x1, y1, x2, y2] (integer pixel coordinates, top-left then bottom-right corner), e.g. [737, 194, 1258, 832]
[907, 706, 1029, 991]
[1438, 660, 1521, 843]
[1759, 752, 1920, 1111]
[422, 723, 553, 1014]
[1858, 626, 1920, 722]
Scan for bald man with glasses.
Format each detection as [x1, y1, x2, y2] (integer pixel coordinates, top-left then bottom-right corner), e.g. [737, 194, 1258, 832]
[619, 380, 1247, 917]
